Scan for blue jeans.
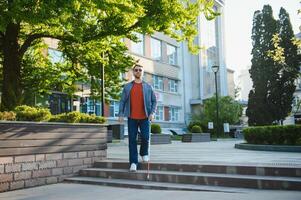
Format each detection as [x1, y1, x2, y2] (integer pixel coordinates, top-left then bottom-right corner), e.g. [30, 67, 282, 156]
[127, 118, 150, 165]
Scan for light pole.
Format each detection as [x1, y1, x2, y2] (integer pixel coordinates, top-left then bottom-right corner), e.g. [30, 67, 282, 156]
[101, 52, 105, 117]
[212, 65, 220, 139]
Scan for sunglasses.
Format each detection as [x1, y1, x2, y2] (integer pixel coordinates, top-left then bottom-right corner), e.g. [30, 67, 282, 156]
[134, 69, 143, 72]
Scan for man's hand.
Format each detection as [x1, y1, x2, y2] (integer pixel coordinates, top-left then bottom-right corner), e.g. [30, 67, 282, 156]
[148, 114, 154, 122]
[118, 117, 124, 123]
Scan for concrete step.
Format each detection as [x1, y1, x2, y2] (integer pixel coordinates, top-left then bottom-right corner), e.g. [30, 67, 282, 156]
[64, 176, 242, 193]
[78, 168, 301, 190]
[94, 160, 301, 177]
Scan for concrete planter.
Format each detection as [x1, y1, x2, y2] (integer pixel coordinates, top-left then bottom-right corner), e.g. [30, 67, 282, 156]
[0, 121, 109, 156]
[182, 133, 211, 143]
[235, 143, 301, 152]
[108, 124, 124, 140]
[138, 134, 171, 145]
[0, 121, 109, 192]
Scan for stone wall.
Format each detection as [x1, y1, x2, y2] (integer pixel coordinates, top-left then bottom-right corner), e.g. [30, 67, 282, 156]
[0, 121, 108, 192]
[0, 150, 106, 192]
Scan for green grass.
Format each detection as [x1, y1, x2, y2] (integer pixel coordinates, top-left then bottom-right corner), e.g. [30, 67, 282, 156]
[171, 135, 182, 141]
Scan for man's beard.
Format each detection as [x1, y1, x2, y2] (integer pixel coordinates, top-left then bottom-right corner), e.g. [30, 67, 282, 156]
[134, 74, 141, 79]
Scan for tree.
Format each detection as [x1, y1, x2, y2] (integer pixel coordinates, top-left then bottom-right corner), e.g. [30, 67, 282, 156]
[247, 5, 301, 126]
[247, 5, 280, 126]
[268, 8, 300, 124]
[0, 0, 218, 111]
[203, 96, 243, 128]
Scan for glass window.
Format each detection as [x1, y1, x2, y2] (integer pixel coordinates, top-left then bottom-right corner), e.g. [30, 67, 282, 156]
[167, 44, 177, 65]
[109, 100, 120, 117]
[151, 37, 162, 61]
[168, 79, 178, 93]
[152, 75, 163, 91]
[131, 33, 144, 55]
[169, 107, 179, 122]
[48, 48, 64, 64]
[155, 106, 164, 121]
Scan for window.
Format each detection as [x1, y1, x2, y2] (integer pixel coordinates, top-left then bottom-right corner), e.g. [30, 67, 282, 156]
[152, 75, 163, 90]
[168, 79, 178, 93]
[151, 37, 162, 61]
[155, 106, 164, 121]
[169, 107, 179, 122]
[167, 44, 177, 65]
[48, 48, 64, 64]
[109, 101, 120, 117]
[131, 33, 144, 55]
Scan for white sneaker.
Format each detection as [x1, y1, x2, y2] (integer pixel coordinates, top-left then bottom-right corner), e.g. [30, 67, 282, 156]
[142, 155, 149, 162]
[129, 163, 137, 172]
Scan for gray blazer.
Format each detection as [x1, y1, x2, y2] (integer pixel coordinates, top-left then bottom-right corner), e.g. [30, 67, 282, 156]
[118, 81, 157, 118]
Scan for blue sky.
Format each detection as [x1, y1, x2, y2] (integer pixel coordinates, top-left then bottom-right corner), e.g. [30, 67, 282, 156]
[224, 0, 300, 75]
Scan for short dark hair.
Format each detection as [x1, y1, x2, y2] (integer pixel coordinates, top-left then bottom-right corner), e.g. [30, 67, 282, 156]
[132, 64, 143, 70]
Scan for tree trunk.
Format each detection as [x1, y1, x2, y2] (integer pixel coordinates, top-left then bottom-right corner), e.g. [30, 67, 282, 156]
[0, 23, 22, 111]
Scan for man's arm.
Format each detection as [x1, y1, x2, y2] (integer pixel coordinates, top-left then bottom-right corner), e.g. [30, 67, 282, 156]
[150, 86, 157, 118]
[118, 87, 126, 122]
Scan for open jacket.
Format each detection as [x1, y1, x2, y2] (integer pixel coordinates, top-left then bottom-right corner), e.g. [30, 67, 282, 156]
[118, 80, 157, 118]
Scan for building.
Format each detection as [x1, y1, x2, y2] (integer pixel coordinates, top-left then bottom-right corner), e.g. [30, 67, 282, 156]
[108, 32, 184, 130]
[182, 0, 228, 123]
[237, 67, 252, 101]
[227, 68, 235, 98]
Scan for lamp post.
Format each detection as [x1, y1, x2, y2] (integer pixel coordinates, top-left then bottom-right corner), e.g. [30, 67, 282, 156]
[101, 52, 105, 117]
[212, 65, 220, 139]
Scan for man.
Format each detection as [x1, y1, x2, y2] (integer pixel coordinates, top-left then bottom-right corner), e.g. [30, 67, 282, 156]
[118, 64, 157, 172]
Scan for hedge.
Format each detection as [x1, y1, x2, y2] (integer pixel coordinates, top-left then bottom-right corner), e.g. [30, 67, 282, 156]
[151, 123, 162, 134]
[243, 125, 301, 145]
[15, 105, 51, 122]
[49, 112, 106, 124]
[191, 125, 202, 133]
[0, 111, 16, 121]
[0, 106, 106, 124]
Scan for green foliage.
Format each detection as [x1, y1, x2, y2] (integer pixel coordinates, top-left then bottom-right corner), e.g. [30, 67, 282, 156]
[191, 125, 202, 133]
[1, 105, 106, 123]
[49, 111, 106, 124]
[203, 96, 243, 125]
[14, 105, 51, 122]
[0, 111, 16, 121]
[0, 0, 218, 110]
[151, 123, 162, 134]
[187, 120, 204, 132]
[243, 125, 301, 145]
[247, 6, 301, 126]
[189, 96, 242, 136]
[79, 113, 106, 124]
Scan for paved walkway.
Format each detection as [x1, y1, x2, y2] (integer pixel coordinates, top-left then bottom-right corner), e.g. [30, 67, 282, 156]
[107, 139, 301, 167]
[1, 140, 301, 200]
[0, 183, 301, 200]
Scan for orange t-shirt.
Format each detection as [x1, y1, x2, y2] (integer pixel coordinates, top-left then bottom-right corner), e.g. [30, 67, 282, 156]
[130, 82, 147, 119]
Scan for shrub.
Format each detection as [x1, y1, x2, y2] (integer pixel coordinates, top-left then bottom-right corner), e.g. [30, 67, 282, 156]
[0, 111, 16, 121]
[243, 125, 301, 145]
[191, 125, 202, 133]
[50, 112, 106, 124]
[79, 113, 106, 123]
[187, 120, 202, 132]
[151, 123, 161, 134]
[15, 105, 51, 122]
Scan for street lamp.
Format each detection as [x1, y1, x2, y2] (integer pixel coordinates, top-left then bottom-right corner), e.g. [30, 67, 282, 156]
[101, 52, 105, 117]
[212, 65, 220, 139]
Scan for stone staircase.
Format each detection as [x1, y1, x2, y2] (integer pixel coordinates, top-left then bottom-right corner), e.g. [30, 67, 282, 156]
[64, 160, 301, 192]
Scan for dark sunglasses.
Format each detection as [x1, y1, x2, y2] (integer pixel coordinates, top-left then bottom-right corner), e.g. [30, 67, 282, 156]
[134, 69, 143, 72]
